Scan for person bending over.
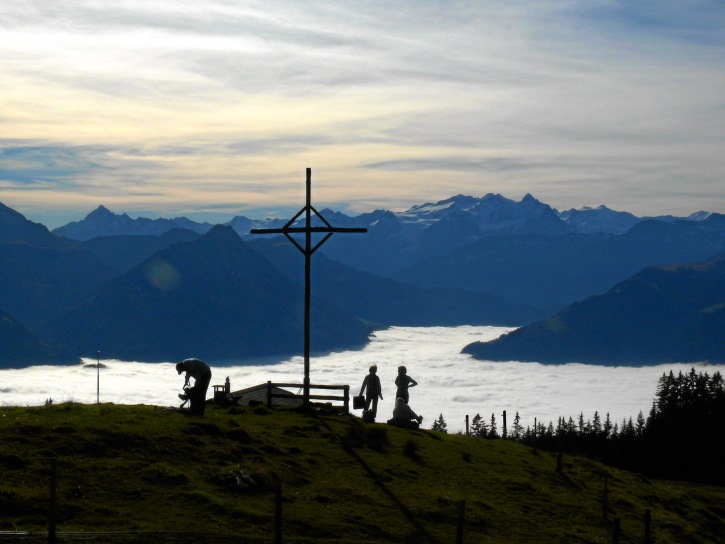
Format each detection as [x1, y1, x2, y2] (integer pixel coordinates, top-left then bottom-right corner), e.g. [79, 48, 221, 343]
[176, 358, 212, 416]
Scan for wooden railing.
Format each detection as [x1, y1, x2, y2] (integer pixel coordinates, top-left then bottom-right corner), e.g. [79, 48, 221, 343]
[265, 381, 350, 413]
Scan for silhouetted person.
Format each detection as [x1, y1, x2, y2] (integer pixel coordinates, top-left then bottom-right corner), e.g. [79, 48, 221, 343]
[359, 364, 383, 421]
[176, 358, 212, 416]
[395, 365, 417, 404]
[388, 397, 424, 429]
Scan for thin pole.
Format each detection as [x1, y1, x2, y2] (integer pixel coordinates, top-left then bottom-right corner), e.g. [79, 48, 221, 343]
[49, 457, 57, 544]
[304, 167, 312, 407]
[274, 485, 282, 544]
[96, 350, 100, 404]
[456, 500, 466, 544]
[644, 509, 651, 544]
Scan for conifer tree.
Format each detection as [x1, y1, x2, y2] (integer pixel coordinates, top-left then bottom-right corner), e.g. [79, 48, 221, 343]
[635, 411, 645, 437]
[592, 411, 602, 437]
[603, 413, 613, 439]
[470, 413, 482, 437]
[432, 413, 448, 433]
[489, 413, 497, 438]
[512, 411, 523, 440]
[546, 421, 555, 439]
[567, 417, 576, 437]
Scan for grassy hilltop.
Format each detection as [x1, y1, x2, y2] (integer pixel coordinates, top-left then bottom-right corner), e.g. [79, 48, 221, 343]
[1, 402, 724, 543]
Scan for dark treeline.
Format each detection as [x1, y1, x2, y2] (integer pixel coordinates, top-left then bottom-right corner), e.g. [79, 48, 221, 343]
[467, 369, 725, 486]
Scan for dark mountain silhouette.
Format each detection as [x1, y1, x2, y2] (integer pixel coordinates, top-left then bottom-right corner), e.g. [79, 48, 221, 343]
[53, 205, 214, 240]
[249, 237, 538, 326]
[40, 226, 372, 363]
[462, 257, 725, 365]
[52, 197, 720, 310]
[394, 214, 725, 309]
[71, 226, 539, 326]
[0, 310, 75, 368]
[0, 202, 118, 330]
[0, 201, 61, 246]
[81, 228, 202, 272]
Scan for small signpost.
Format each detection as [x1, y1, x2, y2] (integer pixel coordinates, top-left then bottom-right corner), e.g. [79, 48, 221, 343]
[251, 168, 366, 407]
[96, 350, 100, 404]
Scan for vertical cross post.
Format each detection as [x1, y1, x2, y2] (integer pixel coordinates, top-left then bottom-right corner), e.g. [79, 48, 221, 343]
[251, 168, 366, 407]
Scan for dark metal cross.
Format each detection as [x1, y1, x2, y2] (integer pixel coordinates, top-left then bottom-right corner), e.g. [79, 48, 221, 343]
[250, 168, 367, 407]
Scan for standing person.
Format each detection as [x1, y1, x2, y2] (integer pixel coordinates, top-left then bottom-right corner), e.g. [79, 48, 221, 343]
[359, 364, 383, 421]
[395, 365, 417, 404]
[176, 358, 212, 416]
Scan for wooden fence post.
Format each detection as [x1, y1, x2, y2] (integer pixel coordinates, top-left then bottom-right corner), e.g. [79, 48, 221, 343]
[275, 485, 282, 544]
[267, 381, 272, 408]
[644, 509, 651, 544]
[612, 517, 620, 544]
[465, 415, 469, 436]
[456, 500, 466, 544]
[49, 457, 57, 544]
[556, 442, 563, 473]
[343, 385, 349, 413]
[502, 410, 507, 439]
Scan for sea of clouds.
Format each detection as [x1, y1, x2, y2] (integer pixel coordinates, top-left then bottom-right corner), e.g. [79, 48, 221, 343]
[1, 326, 720, 433]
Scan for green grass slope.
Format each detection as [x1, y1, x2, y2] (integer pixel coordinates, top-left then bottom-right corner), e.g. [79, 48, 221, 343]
[1, 403, 723, 543]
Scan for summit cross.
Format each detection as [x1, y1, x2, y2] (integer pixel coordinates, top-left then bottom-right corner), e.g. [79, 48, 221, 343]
[250, 168, 367, 406]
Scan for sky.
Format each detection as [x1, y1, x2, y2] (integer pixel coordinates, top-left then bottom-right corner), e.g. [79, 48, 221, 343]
[1, 1, 724, 228]
[2, 325, 720, 433]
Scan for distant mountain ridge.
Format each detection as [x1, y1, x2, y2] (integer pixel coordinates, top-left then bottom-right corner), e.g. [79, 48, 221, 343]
[40, 225, 372, 363]
[462, 256, 725, 365]
[52, 195, 712, 242]
[0, 202, 118, 330]
[54, 197, 725, 311]
[1, 201, 532, 368]
[2, 197, 722, 368]
[53, 205, 215, 241]
[393, 214, 725, 309]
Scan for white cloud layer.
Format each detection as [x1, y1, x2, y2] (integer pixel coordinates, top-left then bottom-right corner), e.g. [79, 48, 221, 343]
[0, 1, 723, 227]
[2, 326, 720, 433]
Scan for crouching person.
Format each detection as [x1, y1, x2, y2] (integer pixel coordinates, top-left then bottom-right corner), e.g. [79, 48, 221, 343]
[176, 358, 212, 416]
[387, 397, 424, 429]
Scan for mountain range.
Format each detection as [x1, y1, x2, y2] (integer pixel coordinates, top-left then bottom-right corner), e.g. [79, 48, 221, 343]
[52, 196, 722, 310]
[53, 195, 711, 243]
[1, 193, 723, 368]
[40, 225, 372, 363]
[0, 201, 530, 368]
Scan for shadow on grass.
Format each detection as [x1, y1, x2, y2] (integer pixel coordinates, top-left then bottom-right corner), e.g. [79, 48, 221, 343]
[313, 412, 441, 544]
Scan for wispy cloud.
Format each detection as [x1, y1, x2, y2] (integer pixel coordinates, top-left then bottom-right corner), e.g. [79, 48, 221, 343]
[0, 1, 723, 226]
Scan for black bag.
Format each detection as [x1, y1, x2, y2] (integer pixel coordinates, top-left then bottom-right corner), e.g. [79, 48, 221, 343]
[353, 395, 365, 410]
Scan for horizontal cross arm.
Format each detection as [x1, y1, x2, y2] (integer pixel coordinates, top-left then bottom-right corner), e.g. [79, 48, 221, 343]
[251, 227, 367, 234]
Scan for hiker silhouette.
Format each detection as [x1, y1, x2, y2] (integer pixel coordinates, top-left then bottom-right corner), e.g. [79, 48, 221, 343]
[395, 365, 417, 404]
[176, 358, 212, 416]
[359, 364, 383, 421]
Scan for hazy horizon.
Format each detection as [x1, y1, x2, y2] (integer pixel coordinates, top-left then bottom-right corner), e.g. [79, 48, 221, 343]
[2, 325, 720, 433]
